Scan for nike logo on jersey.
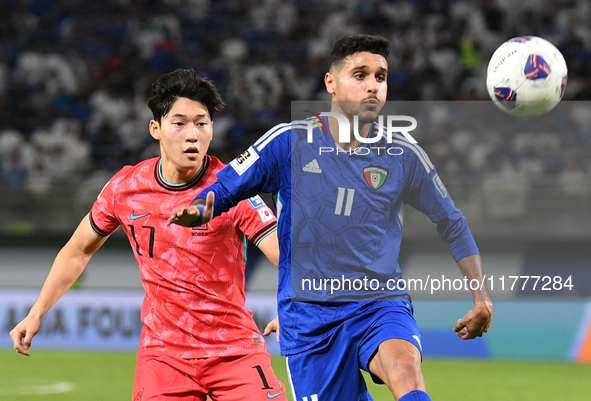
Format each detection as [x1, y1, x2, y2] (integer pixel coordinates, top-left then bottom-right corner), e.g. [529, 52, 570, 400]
[303, 159, 322, 173]
[267, 391, 284, 399]
[130, 212, 150, 220]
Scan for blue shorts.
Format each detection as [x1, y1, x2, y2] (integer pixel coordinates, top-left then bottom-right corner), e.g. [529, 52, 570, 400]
[286, 301, 422, 401]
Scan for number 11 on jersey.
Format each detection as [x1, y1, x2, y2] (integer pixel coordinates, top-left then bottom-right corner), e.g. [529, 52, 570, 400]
[335, 187, 355, 216]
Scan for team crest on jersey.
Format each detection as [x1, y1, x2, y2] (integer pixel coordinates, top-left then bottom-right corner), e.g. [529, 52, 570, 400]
[363, 166, 388, 190]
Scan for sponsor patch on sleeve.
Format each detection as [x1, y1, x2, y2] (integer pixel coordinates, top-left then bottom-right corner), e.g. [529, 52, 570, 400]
[248, 195, 266, 209]
[257, 207, 274, 223]
[432, 174, 448, 198]
[230, 146, 259, 176]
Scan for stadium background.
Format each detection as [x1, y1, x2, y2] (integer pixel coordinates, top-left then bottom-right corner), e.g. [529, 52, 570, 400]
[1, 0, 591, 394]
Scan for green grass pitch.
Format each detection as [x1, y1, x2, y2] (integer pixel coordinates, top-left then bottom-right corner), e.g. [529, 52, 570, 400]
[1, 349, 590, 400]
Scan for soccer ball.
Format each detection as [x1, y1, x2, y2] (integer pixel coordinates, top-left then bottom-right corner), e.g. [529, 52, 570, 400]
[486, 36, 568, 117]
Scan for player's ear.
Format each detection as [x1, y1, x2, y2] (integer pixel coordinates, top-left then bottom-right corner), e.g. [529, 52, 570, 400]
[325, 72, 336, 95]
[149, 120, 161, 140]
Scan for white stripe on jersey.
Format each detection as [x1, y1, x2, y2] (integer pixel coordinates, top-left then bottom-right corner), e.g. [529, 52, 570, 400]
[256, 123, 310, 151]
[254, 122, 292, 147]
[276, 194, 283, 220]
[392, 139, 433, 173]
[254, 118, 312, 148]
[286, 357, 298, 401]
[397, 202, 405, 229]
[374, 124, 434, 173]
[392, 132, 434, 170]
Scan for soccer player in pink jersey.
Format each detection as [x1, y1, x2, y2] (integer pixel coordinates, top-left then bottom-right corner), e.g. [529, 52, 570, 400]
[10, 69, 287, 401]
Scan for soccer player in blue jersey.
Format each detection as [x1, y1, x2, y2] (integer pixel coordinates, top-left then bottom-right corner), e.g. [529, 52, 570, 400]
[168, 34, 493, 401]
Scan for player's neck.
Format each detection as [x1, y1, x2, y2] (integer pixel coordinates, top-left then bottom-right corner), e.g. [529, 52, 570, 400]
[158, 157, 204, 185]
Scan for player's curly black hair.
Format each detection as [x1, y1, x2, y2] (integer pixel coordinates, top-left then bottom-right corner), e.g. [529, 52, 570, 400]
[147, 69, 225, 123]
[329, 34, 391, 71]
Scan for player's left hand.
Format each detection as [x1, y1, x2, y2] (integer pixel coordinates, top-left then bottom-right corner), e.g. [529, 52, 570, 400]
[263, 316, 280, 342]
[454, 301, 493, 340]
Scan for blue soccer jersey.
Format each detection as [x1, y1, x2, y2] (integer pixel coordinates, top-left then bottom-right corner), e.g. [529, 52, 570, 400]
[194, 118, 478, 355]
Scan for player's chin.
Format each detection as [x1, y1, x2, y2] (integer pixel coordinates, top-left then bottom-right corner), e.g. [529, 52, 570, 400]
[183, 152, 202, 163]
[358, 108, 381, 123]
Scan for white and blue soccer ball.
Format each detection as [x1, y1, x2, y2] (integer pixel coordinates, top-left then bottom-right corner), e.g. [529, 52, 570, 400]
[486, 36, 568, 117]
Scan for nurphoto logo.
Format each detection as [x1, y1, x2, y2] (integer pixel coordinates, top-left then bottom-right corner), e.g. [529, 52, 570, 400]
[304, 111, 418, 144]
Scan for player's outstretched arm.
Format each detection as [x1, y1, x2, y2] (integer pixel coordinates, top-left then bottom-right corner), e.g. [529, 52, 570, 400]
[258, 231, 280, 342]
[10, 215, 108, 355]
[453, 254, 493, 340]
[167, 191, 215, 227]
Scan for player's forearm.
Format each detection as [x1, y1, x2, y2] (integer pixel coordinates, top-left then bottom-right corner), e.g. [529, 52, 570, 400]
[28, 216, 105, 320]
[28, 244, 91, 320]
[456, 254, 492, 304]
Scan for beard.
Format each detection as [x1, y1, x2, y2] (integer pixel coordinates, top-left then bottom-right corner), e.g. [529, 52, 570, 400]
[336, 100, 383, 125]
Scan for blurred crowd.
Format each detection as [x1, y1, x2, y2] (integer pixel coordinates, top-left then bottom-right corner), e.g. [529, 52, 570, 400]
[1, 0, 591, 210]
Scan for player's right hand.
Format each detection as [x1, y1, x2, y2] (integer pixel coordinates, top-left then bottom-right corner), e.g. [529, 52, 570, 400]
[453, 300, 493, 340]
[10, 317, 41, 356]
[167, 191, 215, 227]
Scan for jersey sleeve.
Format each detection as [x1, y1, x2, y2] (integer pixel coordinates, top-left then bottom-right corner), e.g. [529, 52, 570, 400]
[403, 145, 479, 261]
[194, 123, 290, 217]
[88, 171, 126, 236]
[230, 195, 278, 246]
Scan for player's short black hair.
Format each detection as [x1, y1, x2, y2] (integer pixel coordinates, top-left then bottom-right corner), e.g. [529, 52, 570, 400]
[329, 34, 391, 71]
[147, 69, 225, 123]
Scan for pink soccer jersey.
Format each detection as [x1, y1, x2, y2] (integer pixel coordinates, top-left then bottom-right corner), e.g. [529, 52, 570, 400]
[89, 155, 277, 358]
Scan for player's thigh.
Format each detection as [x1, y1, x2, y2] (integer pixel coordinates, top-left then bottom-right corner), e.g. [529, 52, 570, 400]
[286, 334, 373, 401]
[134, 350, 207, 401]
[206, 352, 288, 401]
[358, 302, 423, 384]
[368, 337, 425, 398]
